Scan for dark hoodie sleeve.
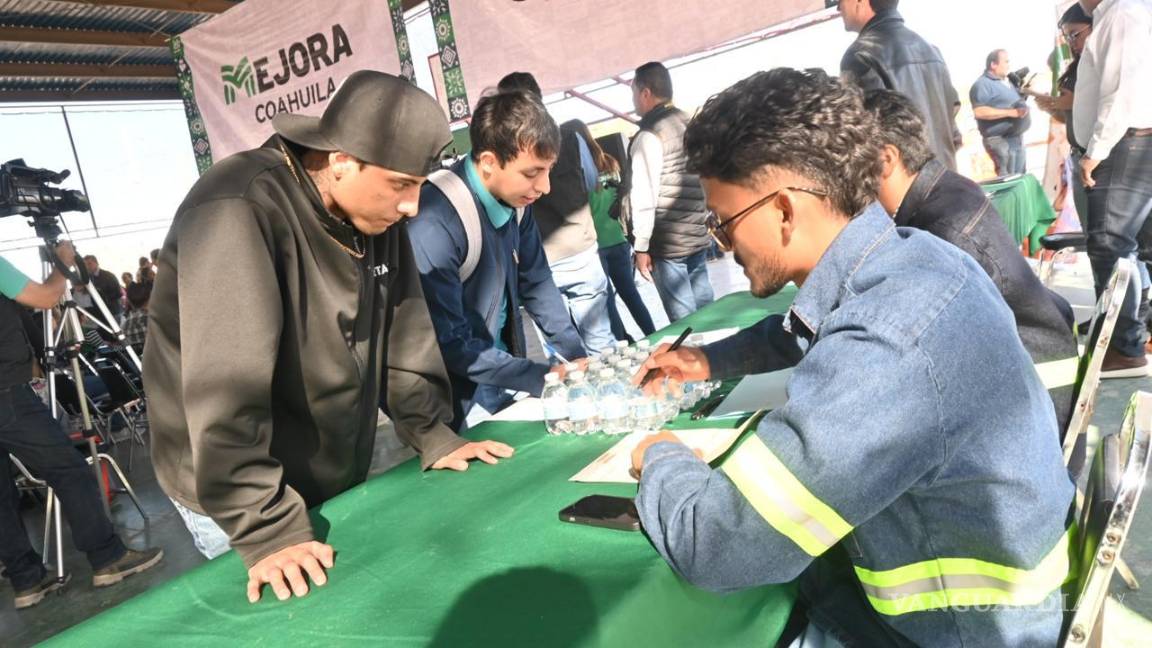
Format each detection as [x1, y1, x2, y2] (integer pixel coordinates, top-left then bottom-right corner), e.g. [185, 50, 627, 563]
[385, 223, 468, 469]
[174, 198, 313, 568]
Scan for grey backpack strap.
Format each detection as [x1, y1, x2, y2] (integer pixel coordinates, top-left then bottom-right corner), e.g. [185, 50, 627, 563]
[429, 169, 482, 282]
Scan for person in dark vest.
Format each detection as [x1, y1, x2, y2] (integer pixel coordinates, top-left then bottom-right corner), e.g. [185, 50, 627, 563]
[0, 244, 163, 610]
[628, 61, 714, 323]
[867, 89, 1078, 438]
[496, 72, 615, 354]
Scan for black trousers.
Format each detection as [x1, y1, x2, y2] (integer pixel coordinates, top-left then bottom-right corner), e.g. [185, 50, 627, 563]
[0, 383, 124, 589]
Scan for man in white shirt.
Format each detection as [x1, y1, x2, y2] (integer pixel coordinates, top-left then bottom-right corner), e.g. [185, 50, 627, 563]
[628, 62, 714, 323]
[1074, 0, 1152, 377]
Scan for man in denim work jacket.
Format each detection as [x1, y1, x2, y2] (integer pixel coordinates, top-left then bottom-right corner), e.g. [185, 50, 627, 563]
[633, 69, 1074, 647]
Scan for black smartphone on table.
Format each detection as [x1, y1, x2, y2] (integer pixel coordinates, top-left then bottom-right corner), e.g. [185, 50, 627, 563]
[559, 495, 641, 532]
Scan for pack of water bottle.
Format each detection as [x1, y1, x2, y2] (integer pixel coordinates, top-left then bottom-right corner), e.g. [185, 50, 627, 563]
[541, 339, 720, 436]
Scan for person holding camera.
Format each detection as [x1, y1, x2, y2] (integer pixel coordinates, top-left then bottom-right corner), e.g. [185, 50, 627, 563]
[971, 49, 1032, 176]
[0, 244, 162, 610]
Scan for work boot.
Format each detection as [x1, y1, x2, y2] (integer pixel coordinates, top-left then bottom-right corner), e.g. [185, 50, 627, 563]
[92, 547, 164, 587]
[14, 573, 70, 610]
[1100, 348, 1150, 379]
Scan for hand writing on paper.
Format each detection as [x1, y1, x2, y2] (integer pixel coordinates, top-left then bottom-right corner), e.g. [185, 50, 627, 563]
[634, 343, 711, 394]
[247, 541, 334, 603]
[631, 431, 705, 476]
[431, 440, 515, 471]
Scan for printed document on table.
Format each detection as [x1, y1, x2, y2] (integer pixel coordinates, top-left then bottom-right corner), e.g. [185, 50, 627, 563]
[488, 397, 543, 421]
[710, 368, 793, 418]
[570, 415, 763, 484]
[655, 327, 740, 347]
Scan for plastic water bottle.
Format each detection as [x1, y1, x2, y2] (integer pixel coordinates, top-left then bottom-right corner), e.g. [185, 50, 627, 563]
[630, 387, 661, 434]
[597, 368, 631, 435]
[566, 371, 598, 435]
[541, 372, 569, 435]
[562, 362, 579, 387]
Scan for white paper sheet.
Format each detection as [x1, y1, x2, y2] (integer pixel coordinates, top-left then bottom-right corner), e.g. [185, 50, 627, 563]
[655, 327, 741, 348]
[570, 424, 754, 484]
[710, 368, 793, 418]
[487, 397, 543, 422]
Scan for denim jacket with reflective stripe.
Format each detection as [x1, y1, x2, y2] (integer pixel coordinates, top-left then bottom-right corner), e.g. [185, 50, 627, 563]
[637, 205, 1075, 647]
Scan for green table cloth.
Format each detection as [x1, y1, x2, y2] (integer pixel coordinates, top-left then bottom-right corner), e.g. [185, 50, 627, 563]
[983, 174, 1057, 256]
[48, 289, 798, 647]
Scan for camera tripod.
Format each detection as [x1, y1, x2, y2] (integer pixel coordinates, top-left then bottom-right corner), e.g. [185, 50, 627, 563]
[34, 222, 147, 526]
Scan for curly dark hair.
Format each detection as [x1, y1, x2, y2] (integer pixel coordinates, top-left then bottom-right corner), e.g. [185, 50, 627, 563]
[470, 90, 560, 165]
[863, 89, 935, 174]
[684, 68, 882, 218]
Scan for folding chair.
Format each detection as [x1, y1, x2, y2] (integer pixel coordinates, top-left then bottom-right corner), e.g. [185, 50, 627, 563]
[9, 457, 65, 584]
[1063, 258, 1135, 476]
[1036, 232, 1088, 287]
[1061, 391, 1152, 647]
[49, 372, 148, 521]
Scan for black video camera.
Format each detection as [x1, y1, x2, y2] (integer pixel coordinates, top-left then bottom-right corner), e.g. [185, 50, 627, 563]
[1007, 67, 1031, 89]
[0, 159, 90, 221]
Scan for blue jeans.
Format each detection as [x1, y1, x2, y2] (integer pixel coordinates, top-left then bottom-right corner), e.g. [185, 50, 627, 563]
[1086, 134, 1152, 357]
[984, 135, 1026, 176]
[651, 250, 715, 323]
[548, 244, 616, 354]
[598, 242, 656, 340]
[170, 498, 231, 559]
[0, 384, 125, 589]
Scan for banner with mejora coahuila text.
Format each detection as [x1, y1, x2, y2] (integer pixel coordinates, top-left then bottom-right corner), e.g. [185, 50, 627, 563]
[172, 0, 404, 171]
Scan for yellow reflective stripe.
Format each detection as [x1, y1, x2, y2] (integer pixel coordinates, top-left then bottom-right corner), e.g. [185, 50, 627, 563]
[1035, 357, 1080, 390]
[721, 435, 853, 556]
[854, 528, 1073, 616]
[863, 587, 1058, 616]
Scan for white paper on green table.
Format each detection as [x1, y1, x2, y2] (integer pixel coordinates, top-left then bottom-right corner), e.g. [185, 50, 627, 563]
[487, 397, 543, 421]
[570, 427, 745, 484]
[656, 326, 740, 347]
[710, 368, 793, 418]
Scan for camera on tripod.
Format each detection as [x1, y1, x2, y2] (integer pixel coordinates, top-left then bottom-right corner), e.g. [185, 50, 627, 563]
[0, 158, 90, 224]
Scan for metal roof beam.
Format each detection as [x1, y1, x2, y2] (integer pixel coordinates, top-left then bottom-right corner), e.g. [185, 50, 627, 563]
[0, 62, 176, 78]
[46, 0, 237, 14]
[0, 26, 169, 48]
[0, 87, 180, 102]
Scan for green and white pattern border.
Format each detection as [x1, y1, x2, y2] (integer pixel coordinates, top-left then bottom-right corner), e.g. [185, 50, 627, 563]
[388, 0, 417, 84]
[170, 36, 214, 175]
[428, 0, 470, 120]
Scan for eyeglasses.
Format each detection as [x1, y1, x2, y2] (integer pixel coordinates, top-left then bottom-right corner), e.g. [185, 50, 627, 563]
[706, 186, 828, 251]
[1062, 26, 1090, 42]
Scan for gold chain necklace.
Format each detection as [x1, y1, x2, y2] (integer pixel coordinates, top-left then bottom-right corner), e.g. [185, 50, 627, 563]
[277, 141, 366, 259]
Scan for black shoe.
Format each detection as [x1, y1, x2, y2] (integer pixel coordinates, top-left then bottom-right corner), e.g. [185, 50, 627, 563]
[92, 547, 164, 587]
[14, 573, 70, 610]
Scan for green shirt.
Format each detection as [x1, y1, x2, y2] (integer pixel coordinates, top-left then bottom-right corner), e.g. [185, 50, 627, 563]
[462, 157, 512, 351]
[590, 171, 627, 248]
[0, 256, 30, 300]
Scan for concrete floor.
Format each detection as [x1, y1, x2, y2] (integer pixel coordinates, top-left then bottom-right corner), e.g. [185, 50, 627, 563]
[3, 254, 1151, 646]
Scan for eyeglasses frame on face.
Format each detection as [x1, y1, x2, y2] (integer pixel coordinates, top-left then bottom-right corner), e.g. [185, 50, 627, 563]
[706, 186, 828, 251]
[1062, 26, 1090, 42]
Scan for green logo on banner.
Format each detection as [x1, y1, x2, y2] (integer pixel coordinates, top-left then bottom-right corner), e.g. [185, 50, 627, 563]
[221, 57, 256, 105]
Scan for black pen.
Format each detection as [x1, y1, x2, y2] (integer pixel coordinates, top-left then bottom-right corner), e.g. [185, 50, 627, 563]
[638, 327, 693, 388]
[690, 395, 723, 421]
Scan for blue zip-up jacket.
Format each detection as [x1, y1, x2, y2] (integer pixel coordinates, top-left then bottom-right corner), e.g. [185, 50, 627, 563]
[408, 159, 585, 426]
[637, 205, 1074, 647]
